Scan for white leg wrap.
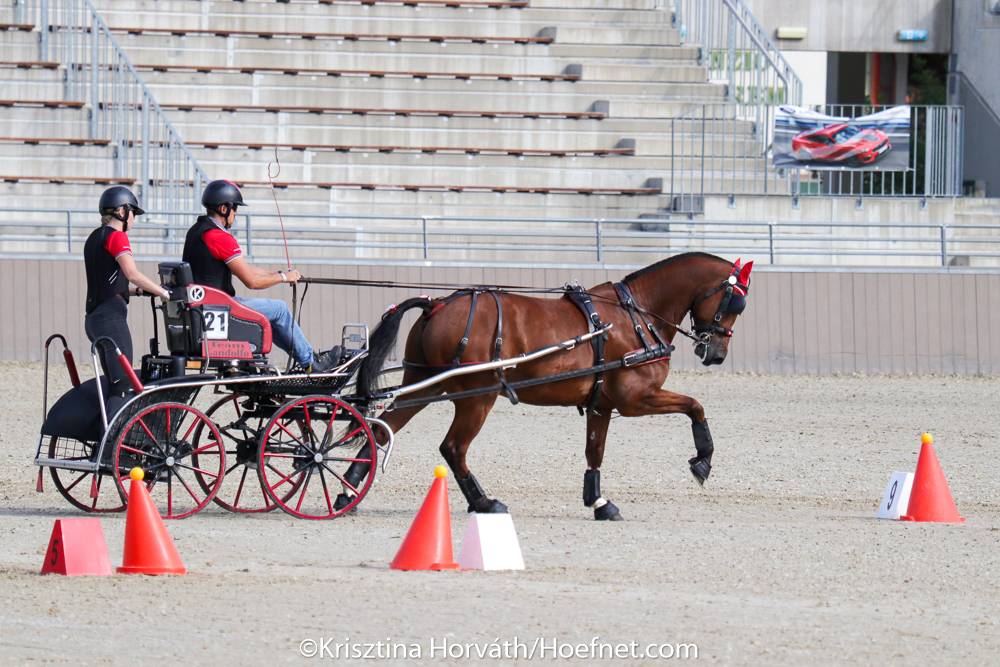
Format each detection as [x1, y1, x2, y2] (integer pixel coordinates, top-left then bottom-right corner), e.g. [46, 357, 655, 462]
[592, 497, 608, 509]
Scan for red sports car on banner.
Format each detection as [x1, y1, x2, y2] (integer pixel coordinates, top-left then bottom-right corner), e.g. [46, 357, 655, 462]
[791, 123, 892, 166]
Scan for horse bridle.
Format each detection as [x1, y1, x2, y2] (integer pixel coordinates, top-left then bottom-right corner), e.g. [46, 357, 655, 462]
[690, 263, 750, 341]
[603, 262, 749, 351]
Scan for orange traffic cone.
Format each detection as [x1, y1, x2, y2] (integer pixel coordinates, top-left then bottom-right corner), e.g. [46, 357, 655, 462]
[390, 466, 460, 571]
[117, 468, 187, 575]
[900, 433, 965, 524]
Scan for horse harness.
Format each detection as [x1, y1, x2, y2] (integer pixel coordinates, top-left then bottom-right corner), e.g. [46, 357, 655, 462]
[565, 282, 673, 416]
[404, 283, 674, 413]
[448, 288, 519, 404]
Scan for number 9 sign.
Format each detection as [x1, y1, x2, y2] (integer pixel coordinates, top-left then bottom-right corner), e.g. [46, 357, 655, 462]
[877, 471, 915, 520]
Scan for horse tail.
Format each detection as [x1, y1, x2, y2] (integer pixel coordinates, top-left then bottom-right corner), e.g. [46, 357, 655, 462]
[358, 296, 434, 397]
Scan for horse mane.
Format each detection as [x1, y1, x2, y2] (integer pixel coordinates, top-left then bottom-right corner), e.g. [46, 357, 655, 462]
[623, 251, 731, 283]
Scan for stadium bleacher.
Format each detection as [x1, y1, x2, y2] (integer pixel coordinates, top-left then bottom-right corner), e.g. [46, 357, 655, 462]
[0, 0, 754, 223]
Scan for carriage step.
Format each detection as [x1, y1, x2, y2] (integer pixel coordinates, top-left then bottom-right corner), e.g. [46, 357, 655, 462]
[34, 457, 101, 472]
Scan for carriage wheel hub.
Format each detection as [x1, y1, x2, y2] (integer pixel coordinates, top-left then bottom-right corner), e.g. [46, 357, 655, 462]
[313, 453, 324, 463]
[165, 456, 176, 467]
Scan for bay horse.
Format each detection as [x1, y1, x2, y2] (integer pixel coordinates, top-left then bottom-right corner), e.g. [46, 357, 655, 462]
[355, 252, 753, 520]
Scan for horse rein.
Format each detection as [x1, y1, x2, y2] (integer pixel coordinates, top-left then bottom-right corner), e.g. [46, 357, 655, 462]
[294, 271, 745, 347]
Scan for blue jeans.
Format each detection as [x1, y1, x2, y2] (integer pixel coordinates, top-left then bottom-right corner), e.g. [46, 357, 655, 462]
[235, 297, 313, 366]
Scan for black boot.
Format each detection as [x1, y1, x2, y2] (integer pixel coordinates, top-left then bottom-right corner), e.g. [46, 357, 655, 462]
[456, 473, 508, 513]
[583, 469, 623, 521]
[689, 420, 714, 485]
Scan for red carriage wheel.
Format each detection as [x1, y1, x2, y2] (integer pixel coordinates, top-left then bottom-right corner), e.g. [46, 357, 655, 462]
[47, 437, 127, 513]
[257, 395, 378, 520]
[112, 402, 226, 519]
[192, 394, 301, 513]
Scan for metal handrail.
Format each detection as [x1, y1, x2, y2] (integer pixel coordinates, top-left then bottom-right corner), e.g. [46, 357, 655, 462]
[17, 0, 209, 212]
[0, 208, 996, 268]
[673, 0, 803, 106]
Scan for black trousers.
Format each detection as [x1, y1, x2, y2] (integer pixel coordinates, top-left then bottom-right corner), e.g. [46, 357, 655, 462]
[84, 296, 133, 395]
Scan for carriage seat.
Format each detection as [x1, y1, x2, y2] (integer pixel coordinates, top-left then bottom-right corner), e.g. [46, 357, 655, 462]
[158, 262, 272, 360]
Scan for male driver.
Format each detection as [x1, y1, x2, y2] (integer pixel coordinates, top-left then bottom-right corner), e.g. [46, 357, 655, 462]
[182, 180, 338, 372]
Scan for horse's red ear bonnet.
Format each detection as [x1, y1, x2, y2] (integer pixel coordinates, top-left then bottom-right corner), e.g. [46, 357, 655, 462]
[736, 260, 753, 295]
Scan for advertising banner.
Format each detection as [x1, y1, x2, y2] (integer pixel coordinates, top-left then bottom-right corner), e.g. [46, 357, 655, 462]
[773, 105, 911, 171]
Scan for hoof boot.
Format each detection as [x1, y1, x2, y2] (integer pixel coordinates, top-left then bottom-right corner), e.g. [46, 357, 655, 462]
[594, 501, 623, 521]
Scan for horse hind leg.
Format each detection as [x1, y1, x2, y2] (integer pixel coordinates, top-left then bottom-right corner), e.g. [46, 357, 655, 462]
[583, 410, 623, 521]
[440, 395, 507, 513]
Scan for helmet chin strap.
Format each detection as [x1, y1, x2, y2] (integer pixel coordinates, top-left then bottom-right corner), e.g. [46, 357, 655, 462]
[112, 206, 130, 231]
[210, 204, 234, 227]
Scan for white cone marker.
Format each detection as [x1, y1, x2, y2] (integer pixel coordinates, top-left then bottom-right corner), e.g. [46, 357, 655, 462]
[458, 513, 525, 571]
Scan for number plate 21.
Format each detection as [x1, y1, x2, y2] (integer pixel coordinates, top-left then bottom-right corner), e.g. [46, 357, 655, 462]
[202, 306, 230, 340]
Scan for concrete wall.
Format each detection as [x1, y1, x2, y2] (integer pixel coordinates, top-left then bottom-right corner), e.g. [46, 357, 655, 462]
[743, 0, 951, 53]
[951, 0, 1000, 115]
[949, 1, 1000, 197]
[782, 51, 827, 105]
[7, 259, 999, 375]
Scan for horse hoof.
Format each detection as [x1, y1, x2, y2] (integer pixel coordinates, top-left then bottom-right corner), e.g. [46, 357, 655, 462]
[688, 456, 712, 486]
[333, 493, 357, 513]
[594, 501, 623, 521]
[469, 498, 508, 514]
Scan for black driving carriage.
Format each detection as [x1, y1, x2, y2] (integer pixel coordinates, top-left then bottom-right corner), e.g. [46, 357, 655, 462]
[35, 262, 380, 519]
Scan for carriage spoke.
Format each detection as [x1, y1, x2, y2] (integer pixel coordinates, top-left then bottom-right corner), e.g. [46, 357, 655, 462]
[265, 462, 287, 478]
[327, 402, 340, 433]
[232, 466, 249, 508]
[191, 441, 222, 455]
[274, 420, 309, 449]
[63, 470, 89, 494]
[173, 469, 202, 505]
[225, 461, 242, 475]
[294, 466, 314, 513]
[167, 473, 173, 516]
[175, 462, 219, 479]
[302, 406, 313, 439]
[321, 462, 360, 496]
[322, 426, 364, 453]
[120, 442, 161, 459]
[137, 419, 160, 447]
[268, 461, 311, 491]
[181, 413, 202, 443]
[319, 467, 333, 516]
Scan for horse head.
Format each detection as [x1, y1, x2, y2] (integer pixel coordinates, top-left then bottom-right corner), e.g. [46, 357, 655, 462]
[688, 257, 753, 366]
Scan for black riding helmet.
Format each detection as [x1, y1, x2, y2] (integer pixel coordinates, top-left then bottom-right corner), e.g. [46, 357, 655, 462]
[98, 186, 145, 222]
[202, 179, 247, 216]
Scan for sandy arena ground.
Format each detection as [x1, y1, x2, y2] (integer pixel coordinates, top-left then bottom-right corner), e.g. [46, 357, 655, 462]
[0, 361, 998, 665]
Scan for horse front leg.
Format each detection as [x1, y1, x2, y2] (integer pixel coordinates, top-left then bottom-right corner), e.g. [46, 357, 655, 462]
[583, 410, 623, 521]
[618, 389, 714, 486]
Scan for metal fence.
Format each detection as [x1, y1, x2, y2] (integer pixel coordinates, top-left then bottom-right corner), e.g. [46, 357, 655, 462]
[673, 0, 803, 107]
[11, 0, 208, 212]
[1, 208, 998, 268]
[791, 105, 964, 200]
[668, 104, 965, 214]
